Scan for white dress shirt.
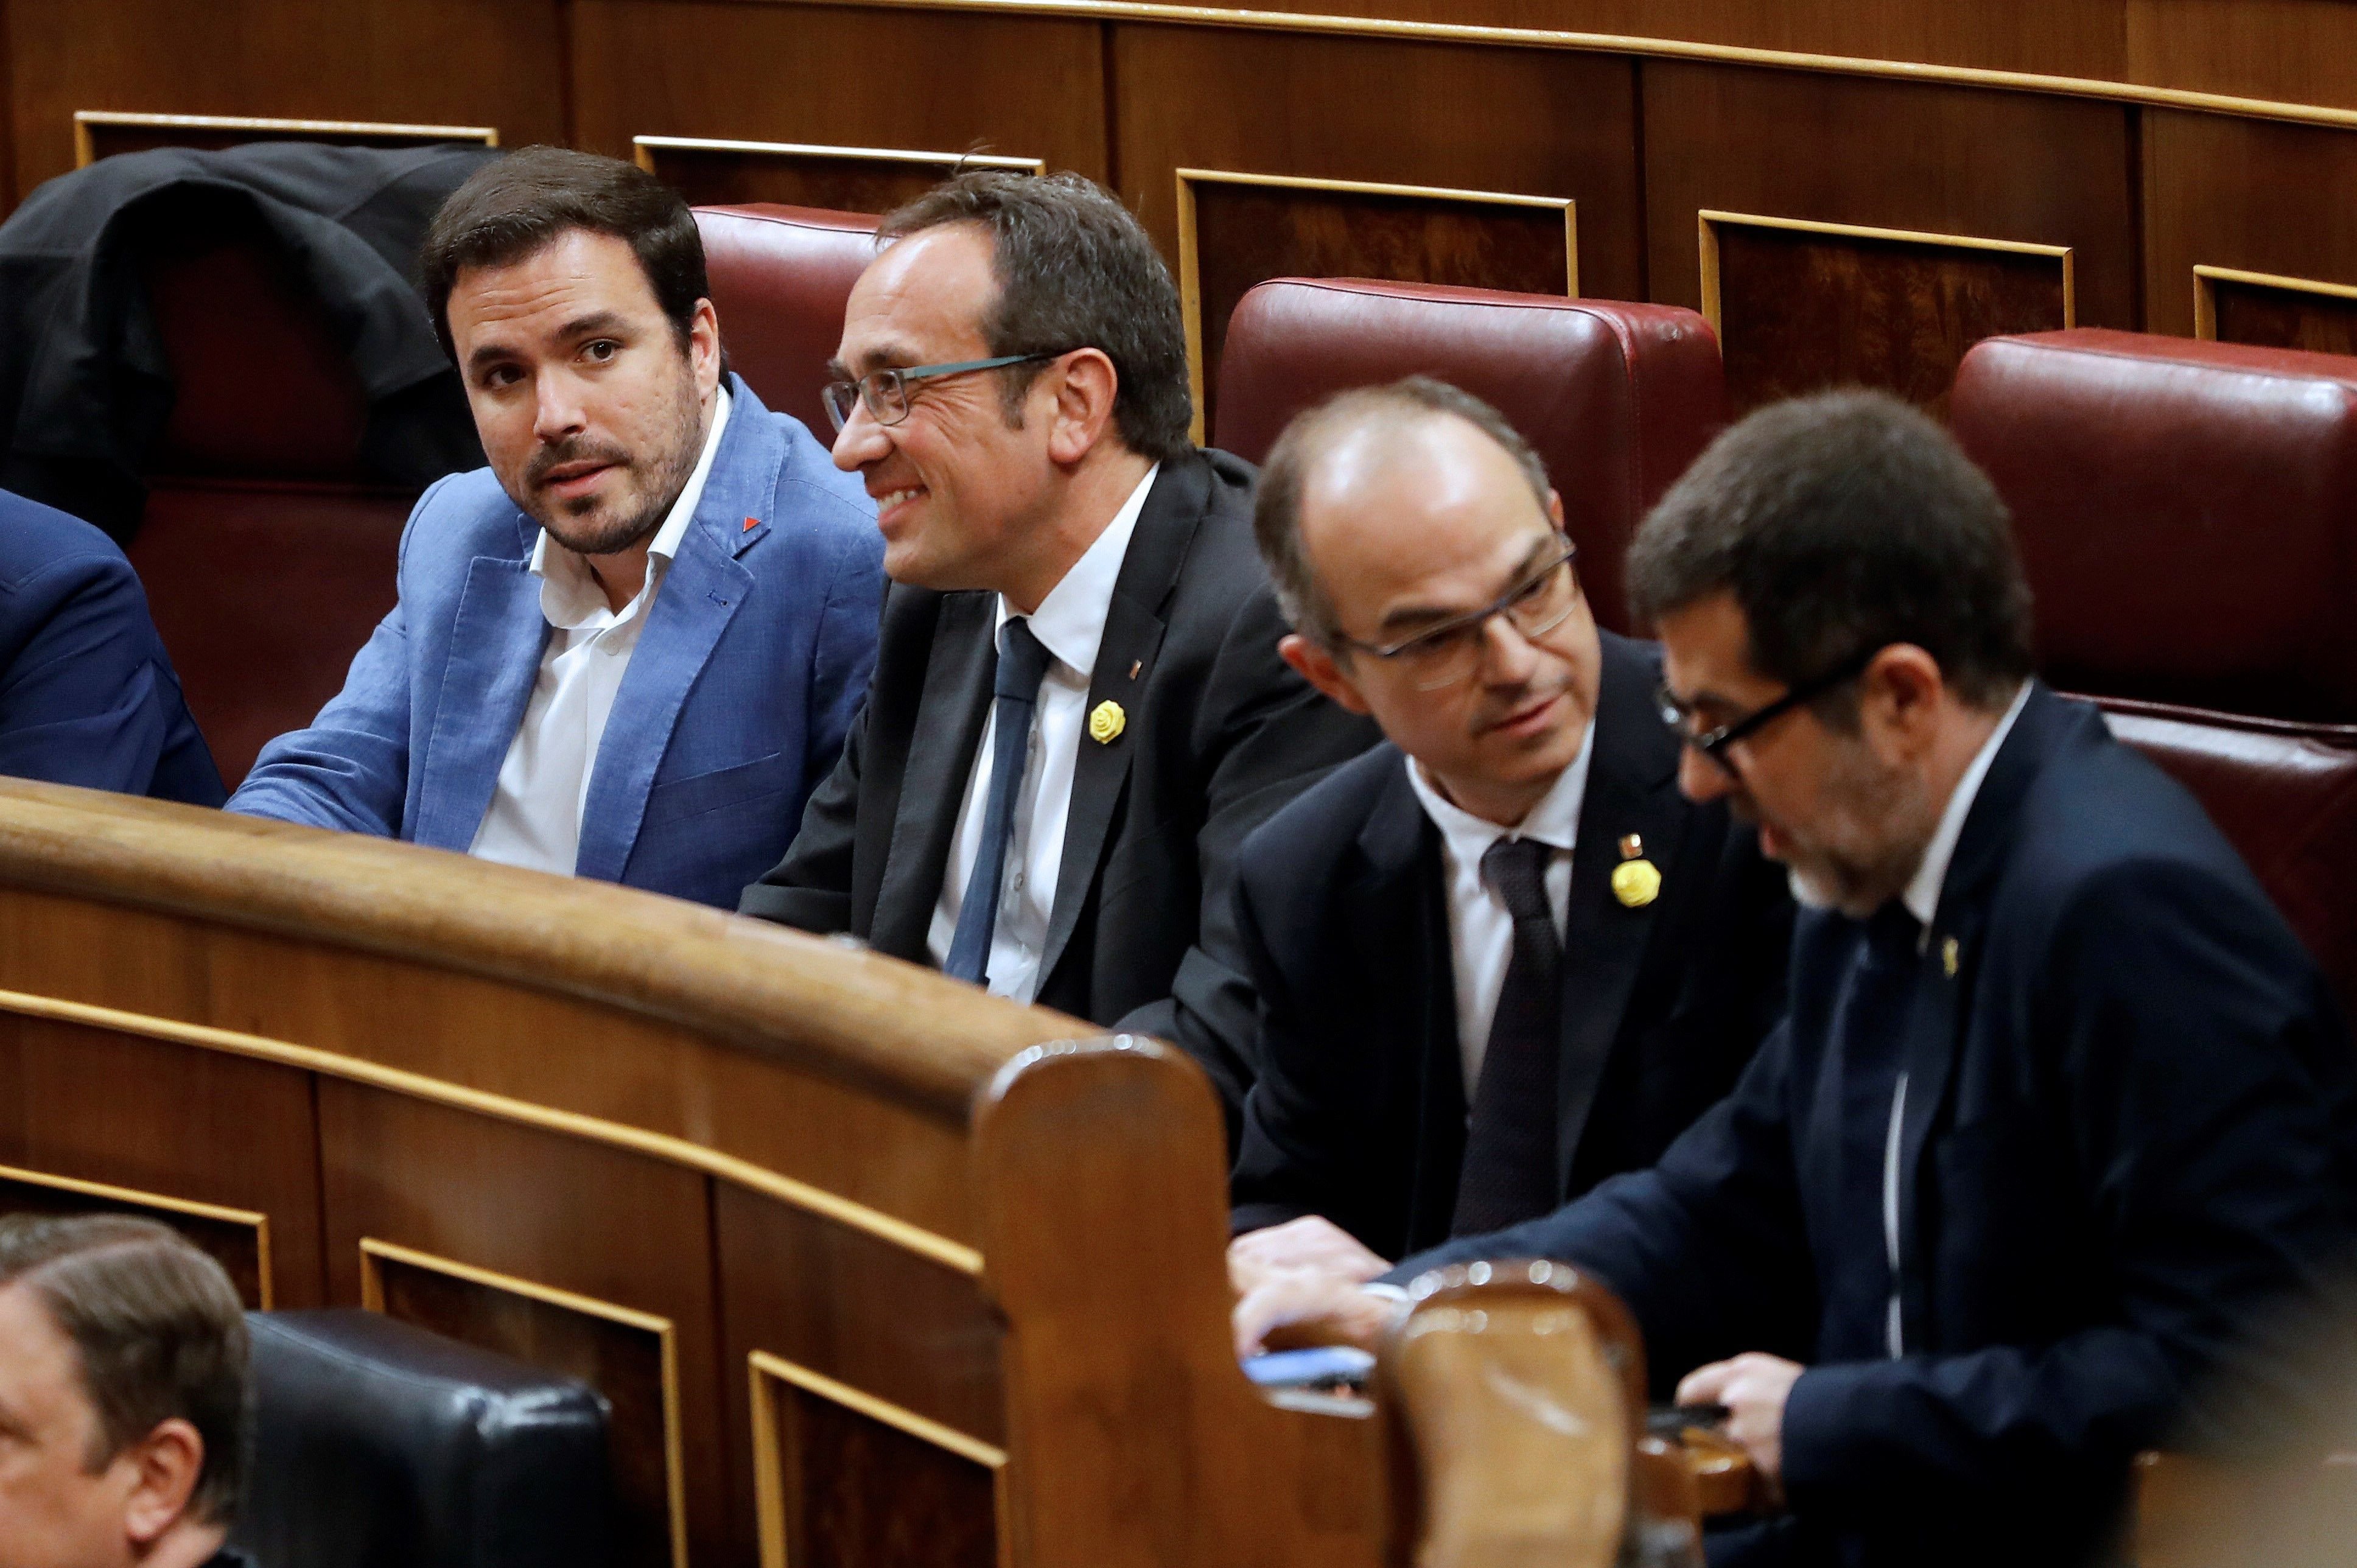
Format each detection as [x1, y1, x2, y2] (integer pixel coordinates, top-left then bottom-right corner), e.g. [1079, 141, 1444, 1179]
[1877, 679, 2028, 1355]
[927, 464, 1160, 1003]
[1404, 719, 1597, 1098]
[468, 387, 732, 876]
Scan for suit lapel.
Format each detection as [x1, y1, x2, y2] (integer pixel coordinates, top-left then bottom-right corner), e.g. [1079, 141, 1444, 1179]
[869, 592, 996, 959]
[575, 391, 777, 882]
[1553, 632, 1689, 1197]
[412, 550, 548, 851]
[1892, 682, 2061, 1336]
[1036, 458, 1209, 988]
[1353, 761, 1473, 1251]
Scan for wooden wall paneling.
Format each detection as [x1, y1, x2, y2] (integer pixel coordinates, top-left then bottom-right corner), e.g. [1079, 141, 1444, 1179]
[1175, 169, 1576, 439]
[2192, 265, 2357, 354]
[0, 1009, 324, 1307]
[637, 135, 1040, 214]
[2124, 0, 2357, 113]
[74, 110, 498, 167]
[4, 0, 564, 205]
[1699, 211, 2074, 415]
[317, 1083, 725, 1568]
[1113, 26, 1639, 433]
[715, 1183, 1007, 1567]
[572, 1, 1107, 183]
[1644, 62, 2135, 412]
[2143, 109, 2357, 340]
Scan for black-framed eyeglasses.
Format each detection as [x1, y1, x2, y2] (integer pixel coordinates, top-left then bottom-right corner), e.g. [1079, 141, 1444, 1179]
[1339, 538, 1580, 691]
[1656, 643, 1882, 776]
[821, 353, 1059, 433]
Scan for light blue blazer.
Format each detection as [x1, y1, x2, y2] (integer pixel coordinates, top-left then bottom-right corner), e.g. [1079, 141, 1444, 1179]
[229, 376, 883, 908]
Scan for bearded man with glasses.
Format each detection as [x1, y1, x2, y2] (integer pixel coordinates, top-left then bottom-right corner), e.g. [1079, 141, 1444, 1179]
[1222, 376, 1791, 1279]
[740, 172, 1378, 1144]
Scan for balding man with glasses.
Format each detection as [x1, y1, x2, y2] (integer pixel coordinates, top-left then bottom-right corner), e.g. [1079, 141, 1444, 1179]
[739, 173, 1376, 1139]
[1222, 377, 1791, 1276]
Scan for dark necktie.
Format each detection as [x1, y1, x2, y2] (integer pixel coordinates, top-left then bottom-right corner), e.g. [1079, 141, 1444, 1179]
[1819, 900, 1922, 1361]
[1451, 836, 1566, 1236]
[943, 618, 1053, 987]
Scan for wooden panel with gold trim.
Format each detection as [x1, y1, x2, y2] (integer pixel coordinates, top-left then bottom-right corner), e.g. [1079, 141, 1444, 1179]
[362, 1237, 687, 1568]
[749, 1349, 1007, 1568]
[1699, 210, 2075, 415]
[0, 1162, 274, 1309]
[1175, 167, 1576, 441]
[2191, 264, 2357, 355]
[73, 110, 498, 167]
[635, 135, 1039, 215]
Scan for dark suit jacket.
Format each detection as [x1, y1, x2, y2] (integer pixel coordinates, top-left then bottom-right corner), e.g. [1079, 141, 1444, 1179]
[1228, 631, 1791, 1259]
[0, 486, 222, 803]
[1398, 683, 2357, 1568]
[741, 448, 1381, 1110]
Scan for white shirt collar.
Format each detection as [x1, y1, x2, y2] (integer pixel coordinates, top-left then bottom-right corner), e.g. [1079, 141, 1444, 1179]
[529, 383, 732, 631]
[1900, 681, 2031, 929]
[1405, 714, 1596, 853]
[994, 462, 1159, 677]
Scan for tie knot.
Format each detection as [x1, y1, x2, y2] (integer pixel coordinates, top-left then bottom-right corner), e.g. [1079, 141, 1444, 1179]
[1863, 901, 1922, 964]
[995, 617, 1052, 701]
[1481, 835, 1555, 926]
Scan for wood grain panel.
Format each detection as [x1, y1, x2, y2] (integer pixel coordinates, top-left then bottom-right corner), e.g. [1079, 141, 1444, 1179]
[368, 1242, 673, 1568]
[573, 1, 1105, 181]
[1180, 172, 1574, 435]
[639, 138, 1037, 215]
[1706, 215, 2072, 414]
[756, 1361, 1000, 1568]
[2201, 268, 2357, 354]
[0, 1169, 271, 1309]
[1645, 63, 2132, 404]
[2143, 110, 2357, 337]
[3, 0, 562, 204]
[718, 1184, 1005, 1565]
[0, 1012, 322, 1306]
[317, 1083, 726, 1567]
[2126, 0, 2357, 112]
[77, 112, 495, 166]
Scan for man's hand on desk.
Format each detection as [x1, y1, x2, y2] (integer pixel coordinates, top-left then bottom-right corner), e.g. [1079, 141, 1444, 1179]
[1229, 1216, 1389, 1297]
[1675, 1352, 1804, 1486]
[1228, 1217, 1398, 1360]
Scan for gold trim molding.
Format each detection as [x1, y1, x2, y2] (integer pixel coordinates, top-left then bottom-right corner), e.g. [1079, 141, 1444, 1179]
[2192, 264, 2357, 340]
[634, 134, 1042, 178]
[1174, 167, 1577, 443]
[362, 1238, 688, 1568]
[0, 1161, 275, 1309]
[748, 1348, 1008, 1568]
[748, 0, 2357, 133]
[1698, 209, 2076, 338]
[0, 986, 983, 1276]
[73, 111, 499, 167]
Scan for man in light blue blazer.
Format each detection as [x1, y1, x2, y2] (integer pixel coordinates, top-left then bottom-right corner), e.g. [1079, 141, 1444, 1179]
[230, 149, 881, 909]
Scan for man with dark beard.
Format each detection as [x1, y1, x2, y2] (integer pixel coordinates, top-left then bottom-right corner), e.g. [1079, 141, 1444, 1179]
[229, 149, 882, 909]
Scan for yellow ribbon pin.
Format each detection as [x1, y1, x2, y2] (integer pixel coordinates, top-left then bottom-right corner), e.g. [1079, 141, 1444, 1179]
[1611, 832, 1661, 908]
[1088, 700, 1126, 743]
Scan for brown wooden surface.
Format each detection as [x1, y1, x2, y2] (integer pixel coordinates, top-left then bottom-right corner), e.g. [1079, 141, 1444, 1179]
[0, 1172, 270, 1309]
[779, 1387, 1000, 1568]
[80, 119, 489, 163]
[2210, 275, 2357, 354]
[572, 1, 1107, 180]
[641, 145, 967, 217]
[1713, 222, 2072, 414]
[2143, 110, 2357, 337]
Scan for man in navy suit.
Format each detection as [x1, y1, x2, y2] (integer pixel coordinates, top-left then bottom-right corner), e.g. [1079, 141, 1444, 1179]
[0, 487, 221, 805]
[1233, 391, 2357, 1567]
[1225, 379, 1790, 1264]
[229, 149, 881, 909]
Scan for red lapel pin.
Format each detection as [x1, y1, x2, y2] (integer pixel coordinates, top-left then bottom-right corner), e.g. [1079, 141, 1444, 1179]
[742, 516, 760, 533]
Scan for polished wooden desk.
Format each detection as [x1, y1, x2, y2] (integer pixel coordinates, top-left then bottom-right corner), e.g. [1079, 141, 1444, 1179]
[0, 780, 1389, 1568]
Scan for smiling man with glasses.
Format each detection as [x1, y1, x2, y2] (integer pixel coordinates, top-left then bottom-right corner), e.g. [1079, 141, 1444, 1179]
[1219, 376, 1791, 1276]
[740, 172, 1377, 1141]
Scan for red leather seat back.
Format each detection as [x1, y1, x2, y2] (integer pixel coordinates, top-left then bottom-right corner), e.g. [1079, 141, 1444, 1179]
[1213, 278, 1729, 633]
[2103, 698, 2357, 1023]
[693, 203, 878, 441]
[131, 232, 412, 787]
[1952, 329, 2357, 725]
